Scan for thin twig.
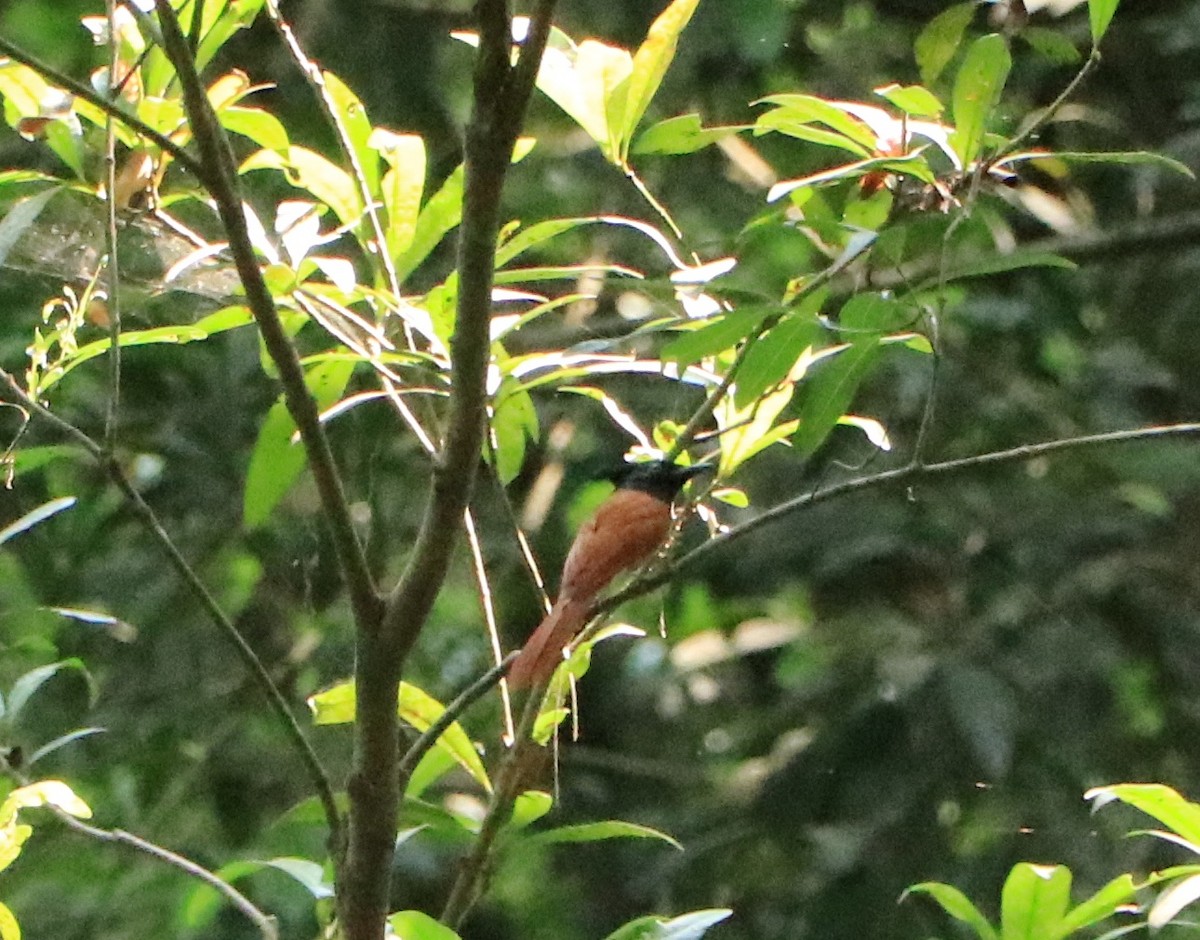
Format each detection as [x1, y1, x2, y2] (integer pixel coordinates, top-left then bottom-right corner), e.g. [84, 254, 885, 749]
[441, 687, 544, 928]
[991, 48, 1102, 165]
[397, 652, 518, 782]
[609, 422, 1200, 611]
[2, 757, 276, 938]
[0, 369, 343, 850]
[0, 35, 203, 178]
[463, 508, 515, 742]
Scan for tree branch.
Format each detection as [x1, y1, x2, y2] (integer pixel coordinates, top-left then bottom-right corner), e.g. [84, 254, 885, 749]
[339, 2, 559, 938]
[0, 369, 343, 851]
[0, 35, 203, 178]
[608, 422, 1200, 611]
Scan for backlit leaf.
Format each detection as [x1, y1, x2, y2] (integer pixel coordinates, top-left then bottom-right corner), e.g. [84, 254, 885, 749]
[949, 34, 1011, 167]
[915, 3, 976, 86]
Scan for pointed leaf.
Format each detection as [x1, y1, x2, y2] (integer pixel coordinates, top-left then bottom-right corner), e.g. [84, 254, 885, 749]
[617, 0, 701, 160]
[1149, 873, 1200, 930]
[0, 186, 59, 269]
[793, 340, 880, 456]
[874, 83, 944, 117]
[662, 306, 779, 367]
[1088, 0, 1120, 45]
[532, 820, 682, 849]
[903, 882, 998, 940]
[371, 129, 426, 260]
[915, 251, 1074, 292]
[633, 113, 749, 156]
[7, 659, 92, 721]
[27, 727, 105, 767]
[1086, 784, 1200, 846]
[604, 909, 733, 940]
[1057, 874, 1136, 937]
[241, 146, 360, 228]
[1001, 863, 1071, 940]
[388, 911, 462, 940]
[511, 790, 554, 829]
[0, 901, 18, 940]
[950, 34, 1011, 167]
[243, 357, 355, 528]
[915, 3, 977, 86]
[0, 497, 76, 547]
[322, 71, 378, 197]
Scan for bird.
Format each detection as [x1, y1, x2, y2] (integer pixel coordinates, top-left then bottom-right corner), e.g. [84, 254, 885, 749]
[507, 459, 709, 689]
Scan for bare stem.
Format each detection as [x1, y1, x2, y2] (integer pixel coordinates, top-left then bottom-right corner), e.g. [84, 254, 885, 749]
[102, 0, 122, 448]
[610, 422, 1200, 611]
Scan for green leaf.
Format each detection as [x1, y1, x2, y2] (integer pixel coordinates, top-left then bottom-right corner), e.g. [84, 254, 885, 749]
[491, 384, 539, 485]
[0, 186, 59, 269]
[193, 0, 266, 72]
[1000, 863, 1071, 940]
[915, 251, 1075, 292]
[0, 497, 76, 547]
[0, 901, 19, 940]
[903, 882, 998, 940]
[793, 340, 880, 456]
[219, 106, 289, 154]
[755, 95, 878, 151]
[632, 113, 749, 156]
[915, 3, 976, 87]
[7, 659, 93, 722]
[371, 129, 426, 261]
[1087, 783, 1200, 846]
[241, 146, 361, 229]
[604, 909, 733, 940]
[243, 357, 355, 528]
[1088, 0, 1120, 45]
[394, 164, 463, 284]
[405, 743, 457, 800]
[495, 217, 606, 268]
[1057, 874, 1136, 937]
[616, 0, 701, 161]
[37, 307, 255, 393]
[733, 293, 825, 409]
[717, 383, 797, 475]
[1019, 27, 1083, 66]
[874, 83, 945, 117]
[322, 71, 378, 198]
[999, 150, 1194, 179]
[26, 728, 105, 767]
[950, 34, 1012, 167]
[388, 911, 461, 940]
[511, 790, 554, 829]
[662, 306, 778, 367]
[308, 679, 491, 794]
[532, 820, 682, 849]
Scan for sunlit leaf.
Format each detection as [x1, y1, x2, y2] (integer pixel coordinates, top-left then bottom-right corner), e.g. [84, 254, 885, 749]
[915, 3, 976, 86]
[1088, 0, 1120, 45]
[323, 71, 377, 197]
[1058, 874, 1136, 936]
[1149, 874, 1200, 930]
[756, 95, 879, 150]
[241, 146, 361, 229]
[371, 129, 426, 260]
[243, 357, 355, 528]
[511, 790, 554, 829]
[632, 113, 749, 156]
[394, 163, 463, 284]
[997, 149, 1194, 179]
[1000, 863, 1071, 940]
[3, 780, 92, 820]
[616, 0, 701, 161]
[491, 384, 539, 485]
[388, 911, 462, 940]
[949, 34, 1011, 168]
[604, 909, 733, 940]
[218, 106, 289, 154]
[902, 882, 998, 940]
[1086, 784, 1200, 846]
[532, 820, 682, 849]
[532, 35, 633, 160]
[0, 901, 18, 940]
[0, 497, 76, 547]
[1019, 27, 1083, 66]
[405, 744, 456, 800]
[308, 680, 491, 794]
[874, 83, 944, 117]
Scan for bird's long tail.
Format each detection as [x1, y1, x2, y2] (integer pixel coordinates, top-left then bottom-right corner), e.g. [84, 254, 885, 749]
[507, 596, 590, 689]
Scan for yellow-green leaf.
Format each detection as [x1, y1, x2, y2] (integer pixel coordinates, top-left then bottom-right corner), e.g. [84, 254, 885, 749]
[949, 34, 1011, 167]
[0, 900, 19, 940]
[371, 129, 426, 260]
[241, 146, 361, 229]
[616, 0, 701, 161]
